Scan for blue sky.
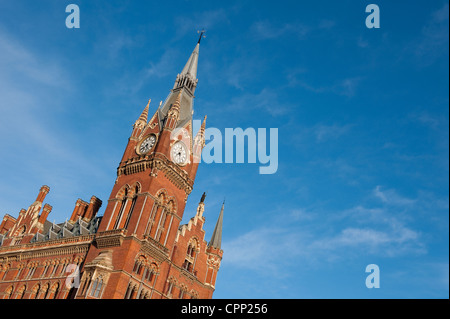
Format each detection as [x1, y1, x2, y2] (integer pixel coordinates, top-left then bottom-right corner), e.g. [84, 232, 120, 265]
[0, 0, 448, 298]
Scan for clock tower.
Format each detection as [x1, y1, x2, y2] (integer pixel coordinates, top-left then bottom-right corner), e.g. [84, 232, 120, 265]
[97, 39, 204, 240]
[76, 35, 222, 299]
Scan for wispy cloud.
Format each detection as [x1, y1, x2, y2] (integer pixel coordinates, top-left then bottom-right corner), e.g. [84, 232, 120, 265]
[174, 9, 230, 40]
[373, 185, 417, 206]
[312, 226, 419, 251]
[290, 208, 316, 221]
[250, 18, 336, 41]
[222, 226, 308, 276]
[288, 73, 363, 98]
[145, 48, 179, 78]
[0, 28, 70, 89]
[220, 56, 263, 90]
[412, 3, 449, 65]
[311, 221, 424, 258]
[408, 111, 447, 130]
[224, 88, 290, 116]
[313, 123, 353, 142]
[223, 185, 429, 274]
[333, 77, 363, 97]
[105, 47, 180, 99]
[0, 27, 110, 218]
[250, 20, 309, 40]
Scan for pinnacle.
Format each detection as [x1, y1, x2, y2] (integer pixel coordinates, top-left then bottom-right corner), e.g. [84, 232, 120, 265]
[137, 99, 151, 124]
[170, 90, 183, 114]
[209, 202, 224, 250]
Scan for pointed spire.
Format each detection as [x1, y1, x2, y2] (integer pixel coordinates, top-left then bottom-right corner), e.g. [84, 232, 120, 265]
[201, 115, 207, 131]
[138, 99, 151, 123]
[209, 201, 224, 249]
[200, 192, 206, 203]
[163, 34, 202, 130]
[166, 90, 183, 130]
[181, 43, 200, 80]
[195, 115, 207, 140]
[172, 91, 182, 112]
[193, 115, 207, 160]
[168, 90, 182, 117]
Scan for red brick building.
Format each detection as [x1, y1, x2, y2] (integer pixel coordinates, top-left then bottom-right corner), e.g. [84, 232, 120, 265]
[0, 37, 224, 299]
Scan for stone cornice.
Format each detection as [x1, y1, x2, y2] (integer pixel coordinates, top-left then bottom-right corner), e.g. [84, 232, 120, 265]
[94, 229, 127, 249]
[117, 153, 194, 194]
[0, 235, 94, 262]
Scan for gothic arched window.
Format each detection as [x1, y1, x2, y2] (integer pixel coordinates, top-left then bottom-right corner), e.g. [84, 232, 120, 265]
[124, 185, 139, 229]
[183, 239, 198, 273]
[89, 277, 104, 298]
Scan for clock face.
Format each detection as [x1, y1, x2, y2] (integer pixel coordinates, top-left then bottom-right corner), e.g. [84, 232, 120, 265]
[171, 142, 188, 165]
[138, 135, 156, 154]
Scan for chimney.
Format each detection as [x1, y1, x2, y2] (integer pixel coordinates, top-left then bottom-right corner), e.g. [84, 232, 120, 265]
[36, 185, 50, 203]
[38, 204, 52, 224]
[83, 196, 102, 222]
[70, 199, 88, 223]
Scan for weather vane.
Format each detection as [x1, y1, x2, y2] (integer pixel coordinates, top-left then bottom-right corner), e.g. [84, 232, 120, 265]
[197, 29, 206, 44]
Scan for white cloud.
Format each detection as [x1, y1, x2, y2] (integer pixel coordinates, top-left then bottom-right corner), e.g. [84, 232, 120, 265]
[250, 20, 309, 40]
[373, 186, 417, 206]
[408, 111, 446, 130]
[174, 9, 230, 40]
[145, 48, 179, 78]
[0, 27, 111, 220]
[332, 77, 363, 97]
[0, 28, 69, 89]
[319, 228, 392, 247]
[0, 28, 91, 165]
[290, 208, 315, 221]
[222, 185, 428, 274]
[413, 3, 449, 65]
[221, 227, 308, 276]
[313, 123, 353, 142]
[250, 18, 336, 41]
[287, 73, 363, 98]
[225, 88, 290, 116]
[311, 224, 422, 256]
[223, 215, 425, 274]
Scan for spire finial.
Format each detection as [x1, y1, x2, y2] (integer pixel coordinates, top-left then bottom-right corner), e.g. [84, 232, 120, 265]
[167, 90, 183, 126]
[197, 29, 206, 44]
[200, 192, 207, 203]
[179, 35, 201, 81]
[137, 99, 151, 124]
[143, 99, 151, 117]
[201, 115, 207, 131]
